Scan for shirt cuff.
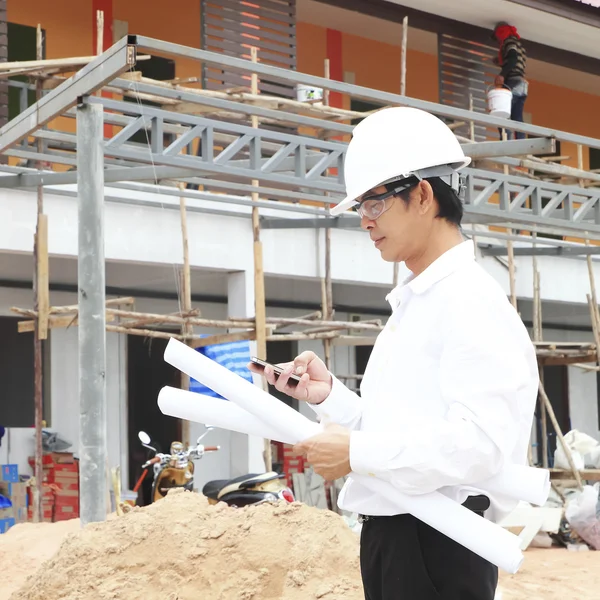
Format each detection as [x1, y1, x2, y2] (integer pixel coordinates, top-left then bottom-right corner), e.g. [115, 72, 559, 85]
[309, 375, 361, 425]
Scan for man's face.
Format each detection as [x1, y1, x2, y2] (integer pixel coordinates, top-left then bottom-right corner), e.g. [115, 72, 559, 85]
[359, 181, 436, 264]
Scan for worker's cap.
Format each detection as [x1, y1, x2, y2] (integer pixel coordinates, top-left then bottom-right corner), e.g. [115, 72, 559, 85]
[491, 21, 511, 39]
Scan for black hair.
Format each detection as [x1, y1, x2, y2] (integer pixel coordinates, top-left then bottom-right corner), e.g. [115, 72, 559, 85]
[384, 176, 463, 226]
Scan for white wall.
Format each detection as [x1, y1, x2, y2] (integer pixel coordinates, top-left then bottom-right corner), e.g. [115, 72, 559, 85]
[6, 186, 600, 305]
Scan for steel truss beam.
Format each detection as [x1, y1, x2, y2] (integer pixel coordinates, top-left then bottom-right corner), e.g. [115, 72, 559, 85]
[86, 96, 346, 194]
[135, 35, 600, 151]
[0, 36, 137, 152]
[480, 246, 600, 257]
[255, 168, 600, 239]
[0, 36, 599, 240]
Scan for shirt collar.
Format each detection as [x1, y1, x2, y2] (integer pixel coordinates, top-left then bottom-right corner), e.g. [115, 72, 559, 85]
[385, 240, 475, 309]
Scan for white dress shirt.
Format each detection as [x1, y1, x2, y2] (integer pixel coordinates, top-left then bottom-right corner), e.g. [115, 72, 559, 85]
[312, 240, 539, 522]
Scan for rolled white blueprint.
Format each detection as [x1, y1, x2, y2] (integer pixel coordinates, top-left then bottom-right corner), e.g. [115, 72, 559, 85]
[478, 465, 550, 508]
[163, 339, 524, 573]
[159, 386, 549, 506]
[164, 339, 316, 443]
[158, 387, 292, 442]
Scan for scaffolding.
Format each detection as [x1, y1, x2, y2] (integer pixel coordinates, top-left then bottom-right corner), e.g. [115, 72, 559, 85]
[3, 35, 600, 522]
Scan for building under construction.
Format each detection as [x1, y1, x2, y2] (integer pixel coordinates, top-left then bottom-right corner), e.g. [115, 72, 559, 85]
[1, 0, 600, 517]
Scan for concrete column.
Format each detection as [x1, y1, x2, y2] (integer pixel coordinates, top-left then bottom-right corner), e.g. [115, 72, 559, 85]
[228, 270, 266, 476]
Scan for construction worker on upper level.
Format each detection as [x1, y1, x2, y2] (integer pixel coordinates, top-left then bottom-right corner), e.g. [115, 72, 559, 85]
[492, 21, 528, 139]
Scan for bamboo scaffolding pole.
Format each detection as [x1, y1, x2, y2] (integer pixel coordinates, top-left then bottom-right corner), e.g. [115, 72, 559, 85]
[392, 19, 409, 289]
[585, 238, 600, 366]
[578, 144, 585, 188]
[106, 325, 184, 340]
[14, 306, 381, 333]
[273, 311, 322, 331]
[538, 382, 583, 490]
[400, 16, 408, 97]
[105, 309, 255, 329]
[0, 55, 130, 73]
[247, 47, 272, 472]
[96, 10, 104, 56]
[179, 181, 193, 447]
[322, 57, 334, 370]
[500, 130, 518, 310]
[538, 328, 548, 469]
[31, 23, 46, 524]
[586, 294, 600, 367]
[531, 245, 541, 467]
[49, 296, 135, 313]
[18, 312, 115, 333]
[118, 309, 199, 330]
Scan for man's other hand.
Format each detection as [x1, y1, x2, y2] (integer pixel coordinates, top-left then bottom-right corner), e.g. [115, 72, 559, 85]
[294, 424, 352, 481]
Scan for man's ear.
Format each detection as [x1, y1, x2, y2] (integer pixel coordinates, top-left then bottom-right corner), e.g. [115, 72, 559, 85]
[417, 180, 435, 215]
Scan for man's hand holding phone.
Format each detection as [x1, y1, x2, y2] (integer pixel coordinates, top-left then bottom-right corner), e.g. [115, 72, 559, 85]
[249, 351, 332, 405]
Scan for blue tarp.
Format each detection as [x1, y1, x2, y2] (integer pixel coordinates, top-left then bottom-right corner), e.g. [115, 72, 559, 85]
[189, 338, 254, 399]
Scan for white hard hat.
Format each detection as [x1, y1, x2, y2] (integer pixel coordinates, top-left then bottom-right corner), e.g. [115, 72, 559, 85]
[330, 107, 471, 216]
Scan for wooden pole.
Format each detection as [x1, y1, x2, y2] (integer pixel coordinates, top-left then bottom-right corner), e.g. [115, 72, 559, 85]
[587, 294, 600, 367]
[469, 93, 475, 142]
[179, 182, 192, 447]
[96, 10, 104, 56]
[540, 369, 549, 468]
[577, 144, 585, 188]
[538, 382, 583, 490]
[584, 235, 600, 366]
[322, 58, 334, 369]
[393, 18, 408, 288]
[31, 23, 46, 524]
[531, 243, 548, 467]
[501, 130, 518, 310]
[249, 47, 271, 472]
[400, 16, 408, 96]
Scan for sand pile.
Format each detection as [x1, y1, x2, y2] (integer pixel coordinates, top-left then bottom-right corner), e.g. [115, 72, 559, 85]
[5, 493, 600, 599]
[498, 547, 600, 599]
[0, 518, 81, 599]
[10, 489, 362, 600]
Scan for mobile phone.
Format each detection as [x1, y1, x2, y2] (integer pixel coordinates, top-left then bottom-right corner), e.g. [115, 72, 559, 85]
[250, 357, 301, 387]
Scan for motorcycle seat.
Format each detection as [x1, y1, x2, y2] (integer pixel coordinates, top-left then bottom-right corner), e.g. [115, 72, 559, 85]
[202, 472, 283, 501]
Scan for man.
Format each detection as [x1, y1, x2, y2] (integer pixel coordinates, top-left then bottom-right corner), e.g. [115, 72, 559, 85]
[492, 22, 528, 139]
[252, 107, 539, 600]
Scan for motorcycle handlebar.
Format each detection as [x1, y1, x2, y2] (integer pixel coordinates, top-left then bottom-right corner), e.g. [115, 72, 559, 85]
[204, 446, 220, 452]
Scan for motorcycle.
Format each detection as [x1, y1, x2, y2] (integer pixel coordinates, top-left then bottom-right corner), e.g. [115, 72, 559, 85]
[135, 427, 294, 507]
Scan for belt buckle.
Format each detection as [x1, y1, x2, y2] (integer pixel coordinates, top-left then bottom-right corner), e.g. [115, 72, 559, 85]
[358, 515, 372, 524]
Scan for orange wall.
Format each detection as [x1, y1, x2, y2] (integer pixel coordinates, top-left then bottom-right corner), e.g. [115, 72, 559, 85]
[297, 22, 438, 103]
[113, 0, 200, 79]
[6, 0, 600, 167]
[8, 0, 92, 58]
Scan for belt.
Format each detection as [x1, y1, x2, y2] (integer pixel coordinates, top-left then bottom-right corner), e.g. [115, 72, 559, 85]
[359, 494, 490, 524]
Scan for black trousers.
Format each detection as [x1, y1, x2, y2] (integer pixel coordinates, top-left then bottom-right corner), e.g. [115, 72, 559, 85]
[360, 511, 498, 600]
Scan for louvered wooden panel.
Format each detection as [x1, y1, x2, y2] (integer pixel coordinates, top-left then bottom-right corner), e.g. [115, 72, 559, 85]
[201, 0, 296, 99]
[438, 33, 498, 141]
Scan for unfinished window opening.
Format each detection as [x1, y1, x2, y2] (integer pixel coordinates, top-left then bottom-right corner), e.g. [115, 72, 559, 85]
[0, 316, 51, 427]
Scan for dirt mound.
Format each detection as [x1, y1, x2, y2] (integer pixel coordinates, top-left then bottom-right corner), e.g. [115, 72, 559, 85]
[0, 518, 81, 600]
[10, 490, 362, 600]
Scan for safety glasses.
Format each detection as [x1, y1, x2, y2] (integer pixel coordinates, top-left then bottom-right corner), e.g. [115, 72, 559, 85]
[355, 177, 419, 220]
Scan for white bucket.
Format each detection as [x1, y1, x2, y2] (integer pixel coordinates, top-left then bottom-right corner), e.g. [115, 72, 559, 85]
[296, 84, 323, 105]
[487, 86, 512, 119]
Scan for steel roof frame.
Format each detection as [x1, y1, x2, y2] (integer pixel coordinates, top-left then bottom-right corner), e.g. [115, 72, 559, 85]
[1, 35, 600, 241]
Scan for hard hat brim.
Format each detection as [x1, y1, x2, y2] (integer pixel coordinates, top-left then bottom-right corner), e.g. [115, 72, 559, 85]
[329, 156, 471, 217]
